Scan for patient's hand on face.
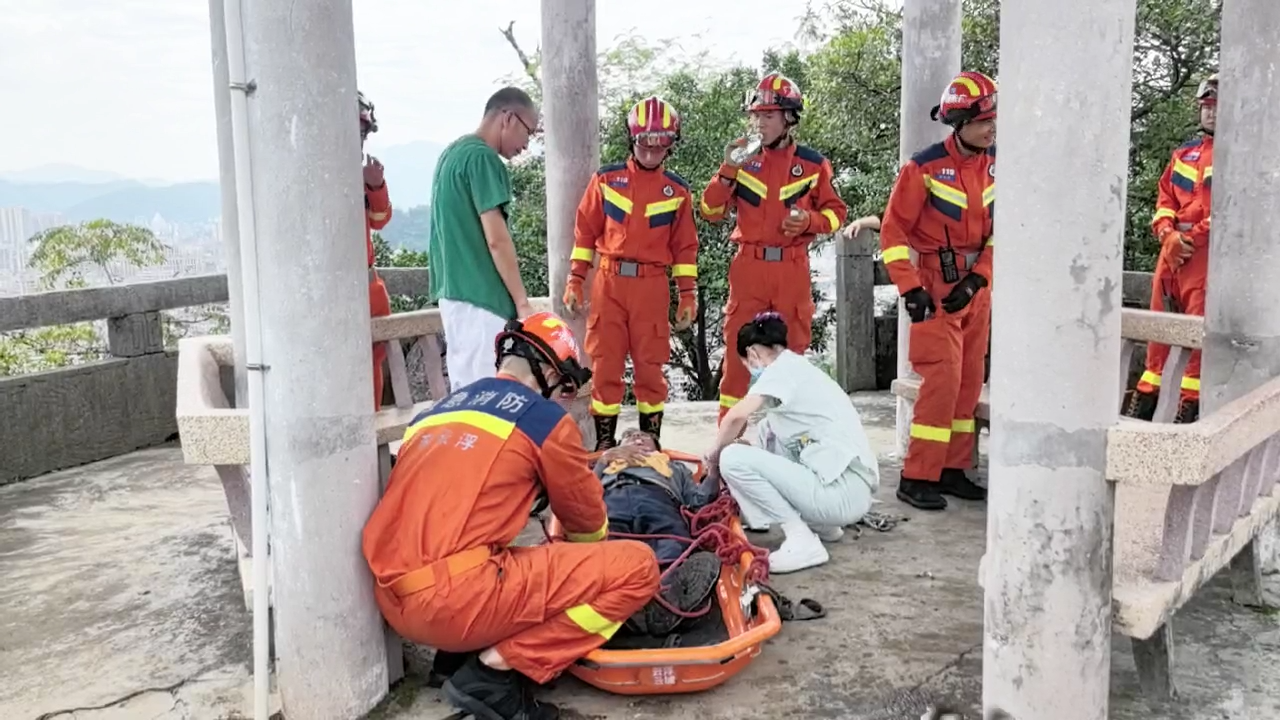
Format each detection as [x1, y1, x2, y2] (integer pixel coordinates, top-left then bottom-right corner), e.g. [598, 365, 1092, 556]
[601, 444, 648, 466]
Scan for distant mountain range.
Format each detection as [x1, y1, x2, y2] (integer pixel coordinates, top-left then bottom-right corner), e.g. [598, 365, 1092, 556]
[0, 139, 446, 228]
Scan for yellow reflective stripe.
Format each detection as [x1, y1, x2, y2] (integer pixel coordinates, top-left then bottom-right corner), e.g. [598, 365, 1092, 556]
[1173, 159, 1198, 183]
[820, 209, 840, 233]
[982, 184, 995, 207]
[924, 177, 968, 207]
[1153, 207, 1177, 222]
[719, 394, 740, 409]
[1204, 165, 1212, 179]
[882, 245, 912, 264]
[671, 264, 697, 278]
[645, 197, 684, 216]
[909, 423, 951, 443]
[565, 604, 622, 639]
[571, 246, 595, 263]
[403, 410, 515, 445]
[637, 401, 665, 413]
[565, 520, 608, 543]
[600, 184, 634, 214]
[778, 174, 817, 200]
[952, 418, 976, 433]
[1140, 370, 1162, 387]
[368, 210, 390, 222]
[736, 170, 768, 198]
[591, 399, 621, 416]
[1181, 376, 1200, 391]
[700, 199, 725, 215]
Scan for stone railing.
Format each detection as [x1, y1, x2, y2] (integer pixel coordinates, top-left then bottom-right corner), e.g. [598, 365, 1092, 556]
[0, 268, 427, 484]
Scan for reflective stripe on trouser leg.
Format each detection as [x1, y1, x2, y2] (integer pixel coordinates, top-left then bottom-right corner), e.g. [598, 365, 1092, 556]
[1178, 287, 1204, 401]
[495, 541, 659, 684]
[903, 313, 965, 482]
[945, 292, 991, 469]
[585, 275, 628, 417]
[1137, 270, 1172, 394]
[629, 273, 671, 414]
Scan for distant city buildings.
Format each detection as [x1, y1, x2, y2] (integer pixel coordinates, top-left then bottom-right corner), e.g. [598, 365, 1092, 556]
[0, 207, 225, 297]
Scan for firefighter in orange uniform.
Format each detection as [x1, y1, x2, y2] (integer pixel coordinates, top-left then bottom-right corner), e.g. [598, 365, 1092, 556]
[1122, 74, 1217, 424]
[362, 311, 660, 720]
[699, 73, 848, 423]
[361, 91, 395, 409]
[880, 71, 997, 511]
[564, 96, 700, 450]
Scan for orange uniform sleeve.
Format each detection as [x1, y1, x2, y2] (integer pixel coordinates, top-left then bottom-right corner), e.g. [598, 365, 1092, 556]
[879, 162, 927, 295]
[669, 189, 700, 294]
[1151, 153, 1180, 240]
[536, 417, 608, 542]
[699, 170, 736, 223]
[971, 237, 994, 284]
[366, 183, 392, 230]
[805, 159, 849, 235]
[571, 178, 604, 280]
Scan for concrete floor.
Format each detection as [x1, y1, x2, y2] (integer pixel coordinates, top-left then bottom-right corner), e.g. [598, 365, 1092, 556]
[2, 392, 1277, 720]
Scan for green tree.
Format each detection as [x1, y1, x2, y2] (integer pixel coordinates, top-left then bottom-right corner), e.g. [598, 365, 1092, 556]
[2, 220, 171, 375]
[372, 232, 432, 312]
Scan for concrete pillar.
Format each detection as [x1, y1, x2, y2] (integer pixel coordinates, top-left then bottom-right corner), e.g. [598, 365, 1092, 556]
[207, 0, 247, 406]
[1202, 0, 1280, 564]
[240, 0, 387, 716]
[983, 0, 1135, 717]
[894, 0, 960, 455]
[541, 0, 600, 442]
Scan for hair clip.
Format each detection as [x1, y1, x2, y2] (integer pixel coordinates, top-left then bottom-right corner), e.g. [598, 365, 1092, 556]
[753, 311, 783, 322]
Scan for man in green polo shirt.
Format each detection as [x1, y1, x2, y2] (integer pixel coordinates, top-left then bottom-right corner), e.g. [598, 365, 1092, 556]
[429, 87, 540, 391]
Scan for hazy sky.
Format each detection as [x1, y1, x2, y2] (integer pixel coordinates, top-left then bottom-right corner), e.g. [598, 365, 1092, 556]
[0, 0, 809, 183]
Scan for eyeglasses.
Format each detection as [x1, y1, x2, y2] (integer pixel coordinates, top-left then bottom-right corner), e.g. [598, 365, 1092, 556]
[508, 111, 537, 135]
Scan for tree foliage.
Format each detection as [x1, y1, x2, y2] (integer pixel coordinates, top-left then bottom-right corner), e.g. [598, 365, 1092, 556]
[27, 220, 168, 290]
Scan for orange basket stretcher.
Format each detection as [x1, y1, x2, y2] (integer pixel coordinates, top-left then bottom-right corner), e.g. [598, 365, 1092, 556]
[545, 449, 782, 695]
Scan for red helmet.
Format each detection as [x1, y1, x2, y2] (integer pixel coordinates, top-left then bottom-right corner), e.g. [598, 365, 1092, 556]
[932, 71, 998, 127]
[359, 91, 377, 134]
[746, 73, 804, 114]
[495, 311, 592, 397]
[627, 96, 681, 149]
[1196, 73, 1218, 106]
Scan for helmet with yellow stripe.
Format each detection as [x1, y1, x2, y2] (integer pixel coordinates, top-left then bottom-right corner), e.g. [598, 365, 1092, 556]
[931, 71, 998, 128]
[627, 96, 681, 149]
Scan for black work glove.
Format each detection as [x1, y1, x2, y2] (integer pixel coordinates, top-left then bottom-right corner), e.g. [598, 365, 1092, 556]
[902, 287, 936, 323]
[941, 273, 989, 314]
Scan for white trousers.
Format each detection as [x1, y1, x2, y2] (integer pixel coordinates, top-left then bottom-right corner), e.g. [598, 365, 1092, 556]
[720, 444, 874, 528]
[439, 298, 508, 392]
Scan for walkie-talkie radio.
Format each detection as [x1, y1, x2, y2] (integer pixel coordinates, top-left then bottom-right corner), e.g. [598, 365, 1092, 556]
[939, 228, 960, 283]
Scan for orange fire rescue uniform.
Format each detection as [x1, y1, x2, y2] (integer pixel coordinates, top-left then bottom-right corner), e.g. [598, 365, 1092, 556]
[700, 147, 846, 420]
[366, 182, 393, 409]
[881, 135, 995, 481]
[361, 376, 661, 684]
[570, 161, 699, 426]
[1135, 135, 1213, 405]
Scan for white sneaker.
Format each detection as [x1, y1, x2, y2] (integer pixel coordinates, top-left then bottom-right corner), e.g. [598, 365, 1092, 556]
[768, 533, 829, 574]
[810, 525, 844, 543]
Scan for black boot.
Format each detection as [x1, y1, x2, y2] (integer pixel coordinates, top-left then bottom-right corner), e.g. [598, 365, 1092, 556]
[645, 551, 721, 636]
[1175, 398, 1199, 424]
[593, 414, 618, 452]
[1121, 388, 1158, 421]
[638, 410, 664, 441]
[427, 649, 471, 688]
[896, 474, 947, 511]
[443, 655, 559, 720]
[939, 468, 987, 501]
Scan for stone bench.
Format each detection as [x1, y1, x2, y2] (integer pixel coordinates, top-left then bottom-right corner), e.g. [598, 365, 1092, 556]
[891, 308, 1278, 697]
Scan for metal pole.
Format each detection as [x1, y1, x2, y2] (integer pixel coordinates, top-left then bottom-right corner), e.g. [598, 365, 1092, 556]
[894, 0, 960, 455]
[984, 0, 1135, 716]
[239, 0, 387, 716]
[207, 0, 247, 406]
[541, 0, 600, 442]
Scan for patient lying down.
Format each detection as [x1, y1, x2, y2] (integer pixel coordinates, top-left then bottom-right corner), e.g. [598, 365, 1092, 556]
[594, 429, 722, 636]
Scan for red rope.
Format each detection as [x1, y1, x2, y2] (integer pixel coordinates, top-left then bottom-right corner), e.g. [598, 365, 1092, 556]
[542, 491, 771, 620]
